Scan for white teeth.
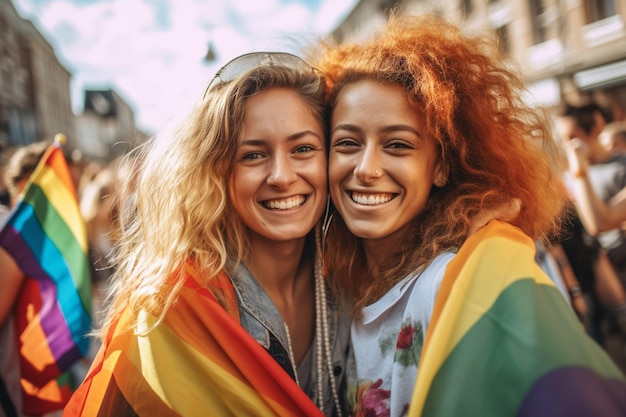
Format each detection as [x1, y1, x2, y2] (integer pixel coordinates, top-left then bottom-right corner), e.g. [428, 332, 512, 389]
[264, 195, 306, 210]
[351, 192, 393, 205]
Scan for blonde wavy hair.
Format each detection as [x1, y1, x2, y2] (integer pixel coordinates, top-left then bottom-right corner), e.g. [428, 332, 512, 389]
[315, 14, 569, 315]
[99, 62, 327, 337]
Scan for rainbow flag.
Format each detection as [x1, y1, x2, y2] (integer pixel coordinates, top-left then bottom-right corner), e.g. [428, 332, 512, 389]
[63, 265, 324, 416]
[0, 138, 92, 415]
[409, 220, 626, 417]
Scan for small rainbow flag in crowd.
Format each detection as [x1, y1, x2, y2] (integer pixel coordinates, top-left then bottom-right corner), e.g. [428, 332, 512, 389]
[0, 135, 92, 415]
[410, 221, 626, 417]
[63, 265, 323, 417]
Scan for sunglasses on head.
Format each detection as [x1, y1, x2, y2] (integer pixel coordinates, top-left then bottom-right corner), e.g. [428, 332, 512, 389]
[203, 51, 317, 97]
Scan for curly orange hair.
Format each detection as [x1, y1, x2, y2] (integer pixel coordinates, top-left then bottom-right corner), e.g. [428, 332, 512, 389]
[315, 14, 568, 314]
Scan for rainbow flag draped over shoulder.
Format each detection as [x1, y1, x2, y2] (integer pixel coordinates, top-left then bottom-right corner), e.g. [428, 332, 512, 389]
[63, 264, 324, 417]
[409, 220, 626, 417]
[0, 138, 92, 414]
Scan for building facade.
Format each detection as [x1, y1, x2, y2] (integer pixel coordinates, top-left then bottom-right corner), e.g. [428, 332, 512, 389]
[1, 0, 149, 163]
[0, 0, 75, 150]
[75, 89, 147, 162]
[331, 0, 626, 119]
[0, 0, 37, 149]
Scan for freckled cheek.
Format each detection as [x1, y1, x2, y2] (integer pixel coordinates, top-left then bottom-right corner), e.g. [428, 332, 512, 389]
[308, 158, 328, 177]
[228, 172, 256, 204]
[328, 152, 349, 179]
[328, 151, 346, 171]
[313, 175, 329, 197]
[299, 158, 326, 186]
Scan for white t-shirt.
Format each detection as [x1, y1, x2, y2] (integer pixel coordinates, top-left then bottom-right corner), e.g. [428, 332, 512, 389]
[350, 251, 456, 417]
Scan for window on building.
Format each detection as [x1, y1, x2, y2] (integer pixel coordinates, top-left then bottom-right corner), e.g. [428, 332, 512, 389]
[461, 0, 473, 17]
[496, 25, 510, 55]
[530, 0, 549, 44]
[584, 0, 616, 23]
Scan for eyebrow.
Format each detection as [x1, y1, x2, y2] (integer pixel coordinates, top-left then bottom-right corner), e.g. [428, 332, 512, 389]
[288, 130, 323, 141]
[240, 130, 322, 146]
[332, 123, 422, 137]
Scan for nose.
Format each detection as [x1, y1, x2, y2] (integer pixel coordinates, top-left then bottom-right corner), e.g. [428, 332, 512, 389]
[353, 144, 382, 182]
[266, 153, 298, 187]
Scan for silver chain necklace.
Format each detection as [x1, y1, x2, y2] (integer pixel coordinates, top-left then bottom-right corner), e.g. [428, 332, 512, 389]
[283, 226, 343, 417]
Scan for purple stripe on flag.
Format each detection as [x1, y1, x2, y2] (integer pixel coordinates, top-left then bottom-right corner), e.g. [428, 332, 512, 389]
[0, 226, 80, 368]
[518, 366, 626, 417]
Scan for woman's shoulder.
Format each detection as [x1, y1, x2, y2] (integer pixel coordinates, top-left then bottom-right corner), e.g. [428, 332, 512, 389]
[430, 250, 457, 268]
[419, 251, 457, 281]
[408, 251, 456, 304]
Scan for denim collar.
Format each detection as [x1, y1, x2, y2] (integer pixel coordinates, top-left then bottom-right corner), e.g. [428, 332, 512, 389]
[229, 261, 289, 350]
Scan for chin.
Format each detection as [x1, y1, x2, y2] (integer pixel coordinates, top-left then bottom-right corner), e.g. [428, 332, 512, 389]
[273, 227, 315, 241]
[345, 228, 384, 240]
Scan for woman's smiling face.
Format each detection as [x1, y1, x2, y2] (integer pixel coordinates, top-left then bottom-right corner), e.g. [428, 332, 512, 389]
[229, 87, 327, 243]
[329, 80, 445, 248]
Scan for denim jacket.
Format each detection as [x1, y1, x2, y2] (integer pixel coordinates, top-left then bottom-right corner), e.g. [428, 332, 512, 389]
[230, 262, 351, 417]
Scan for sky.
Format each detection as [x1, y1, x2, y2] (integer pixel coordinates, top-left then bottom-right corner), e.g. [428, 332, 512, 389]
[12, 0, 359, 134]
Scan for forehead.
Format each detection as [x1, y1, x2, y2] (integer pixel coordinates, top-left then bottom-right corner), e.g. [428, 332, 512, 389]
[335, 79, 408, 105]
[241, 88, 324, 142]
[246, 88, 319, 117]
[332, 80, 421, 126]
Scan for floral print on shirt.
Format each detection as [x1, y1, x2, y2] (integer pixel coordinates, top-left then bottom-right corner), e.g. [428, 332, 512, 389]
[394, 319, 424, 367]
[352, 378, 391, 417]
[379, 318, 424, 367]
[351, 319, 425, 416]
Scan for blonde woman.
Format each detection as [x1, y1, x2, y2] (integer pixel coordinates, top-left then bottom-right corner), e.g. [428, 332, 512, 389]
[65, 53, 349, 417]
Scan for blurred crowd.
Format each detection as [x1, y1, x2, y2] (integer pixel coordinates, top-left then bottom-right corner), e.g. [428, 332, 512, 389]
[0, 142, 138, 397]
[540, 100, 626, 374]
[1, 96, 626, 401]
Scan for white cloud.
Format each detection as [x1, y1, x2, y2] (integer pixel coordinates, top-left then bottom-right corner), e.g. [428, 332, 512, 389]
[231, 0, 281, 17]
[12, 0, 358, 134]
[315, 0, 355, 34]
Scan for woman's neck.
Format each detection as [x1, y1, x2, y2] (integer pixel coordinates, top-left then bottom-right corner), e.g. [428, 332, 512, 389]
[362, 230, 405, 272]
[245, 233, 315, 364]
[245, 233, 310, 301]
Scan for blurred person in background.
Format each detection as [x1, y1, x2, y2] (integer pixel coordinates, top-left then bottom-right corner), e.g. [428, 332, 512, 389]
[558, 102, 626, 372]
[80, 166, 120, 287]
[600, 121, 626, 154]
[66, 149, 91, 199]
[0, 148, 11, 212]
[71, 165, 121, 385]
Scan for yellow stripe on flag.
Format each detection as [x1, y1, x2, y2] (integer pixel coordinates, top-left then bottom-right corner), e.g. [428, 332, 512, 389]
[130, 311, 295, 416]
[411, 221, 554, 416]
[33, 165, 88, 253]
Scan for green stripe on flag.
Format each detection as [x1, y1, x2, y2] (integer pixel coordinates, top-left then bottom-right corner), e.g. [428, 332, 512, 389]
[422, 279, 623, 417]
[28, 183, 92, 312]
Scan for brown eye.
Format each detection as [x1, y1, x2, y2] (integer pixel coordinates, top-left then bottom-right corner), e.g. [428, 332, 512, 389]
[386, 141, 413, 149]
[294, 145, 315, 154]
[333, 137, 359, 147]
[242, 152, 263, 160]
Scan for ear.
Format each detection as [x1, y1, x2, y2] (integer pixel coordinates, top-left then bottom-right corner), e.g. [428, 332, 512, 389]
[433, 161, 449, 188]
